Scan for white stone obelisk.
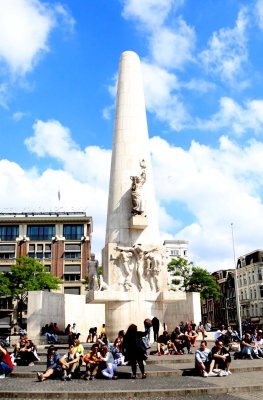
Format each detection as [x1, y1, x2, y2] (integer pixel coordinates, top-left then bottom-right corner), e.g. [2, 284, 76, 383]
[105, 51, 159, 246]
[88, 51, 192, 339]
[102, 51, 168, 293]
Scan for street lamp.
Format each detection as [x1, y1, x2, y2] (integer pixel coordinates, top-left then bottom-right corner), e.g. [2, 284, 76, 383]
[231, 223, 242, 336]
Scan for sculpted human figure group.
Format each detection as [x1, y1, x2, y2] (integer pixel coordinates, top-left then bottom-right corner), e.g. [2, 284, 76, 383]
[116, 244, 164, 292]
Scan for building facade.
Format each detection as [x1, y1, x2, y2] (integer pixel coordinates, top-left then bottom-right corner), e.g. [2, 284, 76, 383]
[163, 240, 189, 263]
[163, 240, 189, 289]
[0, 212, 92, 295]
[237, 250, 263, 326]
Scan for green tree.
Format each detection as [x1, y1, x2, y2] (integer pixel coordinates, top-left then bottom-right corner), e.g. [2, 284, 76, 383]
[188, 267, 221, 300]
[167, 257, 192, 290]
[167, 257, 221, 300]
[0, 256, 61, 324]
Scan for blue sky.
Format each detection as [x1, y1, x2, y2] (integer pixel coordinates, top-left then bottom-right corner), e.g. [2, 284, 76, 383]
[1, 0, 263, 271]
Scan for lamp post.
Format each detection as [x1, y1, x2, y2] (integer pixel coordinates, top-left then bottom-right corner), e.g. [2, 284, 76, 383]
[231, 223, 242, 336]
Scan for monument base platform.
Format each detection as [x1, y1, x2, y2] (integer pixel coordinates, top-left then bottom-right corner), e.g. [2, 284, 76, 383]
[86, 289, 198, 339]
[86, 289, 186, 303]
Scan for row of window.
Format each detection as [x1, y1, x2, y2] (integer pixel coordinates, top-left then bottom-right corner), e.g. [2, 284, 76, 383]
[0, 224, 84, 241]
[241, 303, 263, 318]
[0, 242, 83, 260]
[240, 286, 263, 300]
[239, 268, 263, 286]
[0, 263, 82, 280]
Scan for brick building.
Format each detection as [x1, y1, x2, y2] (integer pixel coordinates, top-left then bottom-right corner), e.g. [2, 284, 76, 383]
[0, 211, 93, 295]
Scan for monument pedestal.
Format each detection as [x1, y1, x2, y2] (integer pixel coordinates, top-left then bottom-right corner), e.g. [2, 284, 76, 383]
[87, 289, 186, 339]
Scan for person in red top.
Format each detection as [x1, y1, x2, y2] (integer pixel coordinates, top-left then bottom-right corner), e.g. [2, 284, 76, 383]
[0, 341, 14, 378]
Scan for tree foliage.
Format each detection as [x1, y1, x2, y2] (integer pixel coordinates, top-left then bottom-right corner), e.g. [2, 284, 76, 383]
[168, 257, 221, 300]
[0, 256, 61, 299]
[188, 267, 221, 300]
[168, 257, 193, 291]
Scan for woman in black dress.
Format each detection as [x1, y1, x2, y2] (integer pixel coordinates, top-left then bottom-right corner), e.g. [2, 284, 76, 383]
[122, 324, 147, 379]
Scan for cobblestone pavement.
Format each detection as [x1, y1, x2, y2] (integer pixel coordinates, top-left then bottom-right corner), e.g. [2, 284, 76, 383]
[0, 394, 263, 400]
[1, 349, 262, 399]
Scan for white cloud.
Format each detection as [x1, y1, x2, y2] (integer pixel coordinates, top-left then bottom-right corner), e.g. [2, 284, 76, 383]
[122, 0, 194, 71]
[142, 62, 190, 130]
[199, 7, 249, 86]
[122, 0, 181, 29]
[150, 17, 195, 69]
[196, 97, 263, 136]
[150, 135, 263, 270]
[256, 0, 263, 29]
[25, 119, 111, 186]
[0, 83, 9, 109]
[12, 111, 27, 121]
[0, 159, 108, 259]
[0, 0, 74, 76]
[1, 118, 111, 260]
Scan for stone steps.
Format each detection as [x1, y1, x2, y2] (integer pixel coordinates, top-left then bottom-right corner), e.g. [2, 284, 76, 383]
[2, 356, 263, 399]
[10, 357, 263, 379]
[1, 371, 263, 399]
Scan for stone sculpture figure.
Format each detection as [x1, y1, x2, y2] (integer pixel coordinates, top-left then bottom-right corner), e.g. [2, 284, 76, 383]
[116, 250, 133, 290]
[117, 244, 158, 291]
[99, 275, 110, 291]
[130, 160, 146, 215]
[144, 251, 162, 292]
[87, 253, 99, 291]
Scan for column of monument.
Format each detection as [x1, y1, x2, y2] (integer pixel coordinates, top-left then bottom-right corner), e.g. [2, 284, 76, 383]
[87, 51, 188, 339]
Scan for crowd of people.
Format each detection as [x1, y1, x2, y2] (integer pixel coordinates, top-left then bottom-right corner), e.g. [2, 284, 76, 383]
[1, 319, 262, 382]
[37, 325, 142, 382]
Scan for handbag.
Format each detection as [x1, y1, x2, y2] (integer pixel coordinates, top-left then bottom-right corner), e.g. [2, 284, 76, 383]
[136, 336, 147, 353]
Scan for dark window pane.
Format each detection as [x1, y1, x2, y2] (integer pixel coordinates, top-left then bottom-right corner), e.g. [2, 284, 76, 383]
[64, 287, 80, 295]
[0, 226, 19, 241]
[27, 225, 55, 240]
[63, 225, 83, 240]
[64, 252, 81, 259]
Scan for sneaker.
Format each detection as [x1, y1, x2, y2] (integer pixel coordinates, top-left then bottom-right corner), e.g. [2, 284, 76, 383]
[208, 371, 217, 377]
[157, 352, 162, 356]
[89, 375, 94, 381]
[249, 355, 253, 360]
[165, 351, 170, 355]
[28, 362, 34, 366]
[188, 351, 193, 354]
[131, 375, 136, 379]
[218, 370, 225, 377]
[112, 375, 118, 380]
[142, 373, 146, 379]
[37, 372, 43, 382]
[255, 355, 260, 359]
[226, 370, 232, 375]
[201, 371, 208, 378]
[0, 374, 5, 379]
[66, 374, 72, 381]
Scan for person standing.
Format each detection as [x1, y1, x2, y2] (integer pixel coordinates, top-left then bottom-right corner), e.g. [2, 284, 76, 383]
[123, 324, 147, 379]
[144, 318, 152, 348]
[151, 317, 160, 342]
